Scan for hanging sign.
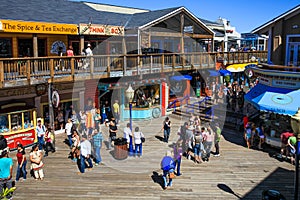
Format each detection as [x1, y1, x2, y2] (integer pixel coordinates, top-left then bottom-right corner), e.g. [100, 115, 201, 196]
[52, 90, 60, 108]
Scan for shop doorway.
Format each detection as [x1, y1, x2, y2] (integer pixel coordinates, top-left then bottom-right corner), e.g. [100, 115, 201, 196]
[18, 39, 33, 57]
[286, 42, 300, 67]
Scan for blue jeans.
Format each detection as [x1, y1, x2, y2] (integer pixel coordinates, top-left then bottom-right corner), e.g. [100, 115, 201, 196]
[163, 169, 174, 188]
[135, 143, 142, 156]
[164, 129, 170, 142]
[38, 136, 44, 150]
[79, 154, 93, 173]
[68, 135, 73, 147]
[204, 141, 213, 158]
[16, 160, 27, 181]
[94, 146, 102, 164]
[193, 144, 202, 156]
[175, 157, 181, 175]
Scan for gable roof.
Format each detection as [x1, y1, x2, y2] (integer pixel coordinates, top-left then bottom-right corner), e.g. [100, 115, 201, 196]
[0, 0, 213, 34]
[126, 7, 181, 29]
[252, 4, 300, 33]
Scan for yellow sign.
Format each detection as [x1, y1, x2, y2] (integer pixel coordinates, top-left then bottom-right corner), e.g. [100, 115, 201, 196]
[79, 24, 124, 36]
[0, 20, 78, 35]
[226, 62, 258, 72]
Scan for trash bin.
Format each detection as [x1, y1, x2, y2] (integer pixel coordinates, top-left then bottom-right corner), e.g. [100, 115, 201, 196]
[262, 190, 286, 200]
[114, 138, 128, 160]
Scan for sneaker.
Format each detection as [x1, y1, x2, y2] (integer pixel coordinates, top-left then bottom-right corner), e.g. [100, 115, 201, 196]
[95, 163, 99, 166]
[214, 154, 220, 157]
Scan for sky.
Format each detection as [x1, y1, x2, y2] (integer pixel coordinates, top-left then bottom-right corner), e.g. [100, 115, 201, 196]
[73, 0, 300, 33]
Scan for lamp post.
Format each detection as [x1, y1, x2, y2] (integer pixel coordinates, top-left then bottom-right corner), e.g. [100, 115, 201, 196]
[125, 84, 135, 156]
[291, 108, 300, 200]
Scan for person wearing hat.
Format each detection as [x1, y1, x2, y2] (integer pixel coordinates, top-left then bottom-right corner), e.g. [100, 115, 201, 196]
[85, 44, 93, 56]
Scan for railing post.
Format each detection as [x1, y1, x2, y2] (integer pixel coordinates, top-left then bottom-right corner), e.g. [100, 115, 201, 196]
[107, 56, 111, 77]
[26, 60, 31, 85]
[181, 53, 185, 70]
[150, 55, 153, 73]
[0, 61, 4, 88]
[161, 54, 164, 72]
[191, 54, 194, 69]
[172, 54, 175, 71]
[123, 55, 127, 76]
[49, 59, 54, 83]
[71, 58, 75, 81]
[90, 57, 94, 77]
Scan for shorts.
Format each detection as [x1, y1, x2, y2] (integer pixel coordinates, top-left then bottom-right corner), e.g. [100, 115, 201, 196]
[259, 135, 265, 139]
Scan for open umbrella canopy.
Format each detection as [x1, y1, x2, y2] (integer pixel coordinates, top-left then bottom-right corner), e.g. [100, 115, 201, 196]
[219, 69, 231, 76]
[247, 85, 300, 116]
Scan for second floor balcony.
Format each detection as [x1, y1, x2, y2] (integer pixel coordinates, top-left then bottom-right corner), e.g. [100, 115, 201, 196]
[0, 51, 268, 88]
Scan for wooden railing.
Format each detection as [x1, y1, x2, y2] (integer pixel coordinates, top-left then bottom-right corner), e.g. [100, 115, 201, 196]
[0, 51, 268, 88]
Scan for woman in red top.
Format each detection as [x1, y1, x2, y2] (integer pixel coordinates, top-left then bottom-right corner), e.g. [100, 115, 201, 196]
[16, 143, 27, 182]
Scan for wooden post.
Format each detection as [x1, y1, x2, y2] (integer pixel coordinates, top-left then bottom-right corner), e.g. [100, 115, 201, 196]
[49, 59, 54, 83]
[107, 56, 111, 77]
[26, 60, 31, 85]
[0, 61, 4, 88]
[71, 58, 75, 81]
[90, 57, 94, 77]
[172, 54, 175, 71]
[161, 54, 164, 72]
[123, 55, 127, 76]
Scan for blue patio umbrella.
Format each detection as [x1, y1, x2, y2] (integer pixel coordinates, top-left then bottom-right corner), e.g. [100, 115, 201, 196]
[219, 69, 231, 76]
[251, 89, 300, 116]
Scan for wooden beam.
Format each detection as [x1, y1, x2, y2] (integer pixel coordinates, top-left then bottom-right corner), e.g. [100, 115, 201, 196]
[184, 33, 213, 39]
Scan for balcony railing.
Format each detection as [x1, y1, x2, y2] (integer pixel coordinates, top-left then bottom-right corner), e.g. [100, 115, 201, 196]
[0, 51, 268, 88]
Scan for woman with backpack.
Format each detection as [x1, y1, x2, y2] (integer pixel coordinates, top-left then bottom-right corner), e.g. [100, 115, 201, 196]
[133, 127, 144, 157]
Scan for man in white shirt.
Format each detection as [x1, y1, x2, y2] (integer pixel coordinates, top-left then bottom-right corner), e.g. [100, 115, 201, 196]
[36, 120, 46, 150]
[78, 135, 93, 174]
[65, 118, 73, 147]
[83, 44, 93, 69]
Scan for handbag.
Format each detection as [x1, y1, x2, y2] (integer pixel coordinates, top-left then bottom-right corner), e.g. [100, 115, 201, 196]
[169, 171, 175, 179]
[140, 132, 145, 143]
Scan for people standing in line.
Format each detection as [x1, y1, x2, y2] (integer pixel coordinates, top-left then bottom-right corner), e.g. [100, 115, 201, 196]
[112, 100, 120, 125]
[214, 123, 221, 157]
[177, 122, 188, 152]
[70, 130, 81, 162]
[92, 129, 103, 166]
[65, 118, 73, 147]
[123, 123, 132, 148]
[44, 128, 55, 157]
[193, 128, 204, 163]
[0, 147, 14, 196]
[256, 123, 265, 150]
[29, 144, 44, 180]
[202, 126, 213, 162]
[108, 120, 117, 150]
[162, 117, 171, 143]
[133, 127, 144, 157]
[36, 120, 46, 150]
[287, 134, 297, 165]
[79, 110, 87, 135]
[173, 142, 182, 176]
[15, 144, 27, 182]
[280, 131, 294, 159]
[161, 151, 176, 190]
[78, 135, 93, 174]
[94, 108, 101, 132]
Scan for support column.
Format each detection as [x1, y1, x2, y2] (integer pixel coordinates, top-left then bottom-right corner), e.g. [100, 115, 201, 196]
[80, 36, 85, 54]
[33, 34, 38, 57]
[34, 96, 42, 117]
[79, 90, 85, 112]
[161, 81, 169, 116]
[180, 13, 184, 54]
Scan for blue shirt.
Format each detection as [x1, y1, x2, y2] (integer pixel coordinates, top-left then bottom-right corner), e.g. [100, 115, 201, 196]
[161, 156, 175, 171]
[92, 132, 103, 148]
[0, 157, 13, 179]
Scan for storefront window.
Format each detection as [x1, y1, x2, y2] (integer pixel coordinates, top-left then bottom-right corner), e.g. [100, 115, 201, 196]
[18, 39, 33, 57]
[11, 113, 22, 131]
[24, 111, 33, 129]
[0, 38, 12, 58]
[0, 115, 9, 133]
[132, 85, 160, 108]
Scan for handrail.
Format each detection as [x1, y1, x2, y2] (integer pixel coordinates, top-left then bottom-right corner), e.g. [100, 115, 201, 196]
[0, 51, 268, 88]
[168, 95, 190, 111]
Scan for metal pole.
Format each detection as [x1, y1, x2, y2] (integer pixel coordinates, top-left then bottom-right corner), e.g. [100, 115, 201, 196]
[48, 82, 54, 129]
[295, 134, 300, 200]
[128, 103, 133, 156]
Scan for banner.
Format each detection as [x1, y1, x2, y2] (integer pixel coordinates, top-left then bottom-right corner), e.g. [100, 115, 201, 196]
[0, 19, 78, 34]
[79, 24, 124, 36]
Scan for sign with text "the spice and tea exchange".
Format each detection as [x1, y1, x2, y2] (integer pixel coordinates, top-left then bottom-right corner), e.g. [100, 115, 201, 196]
[0, 20, 78, 34]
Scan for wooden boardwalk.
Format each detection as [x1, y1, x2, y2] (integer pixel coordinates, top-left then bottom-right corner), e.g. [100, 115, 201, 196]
[10, 115, 295, 200]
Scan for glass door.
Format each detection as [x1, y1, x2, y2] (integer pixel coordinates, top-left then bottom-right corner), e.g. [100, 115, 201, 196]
[287, 42, 300, 67]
